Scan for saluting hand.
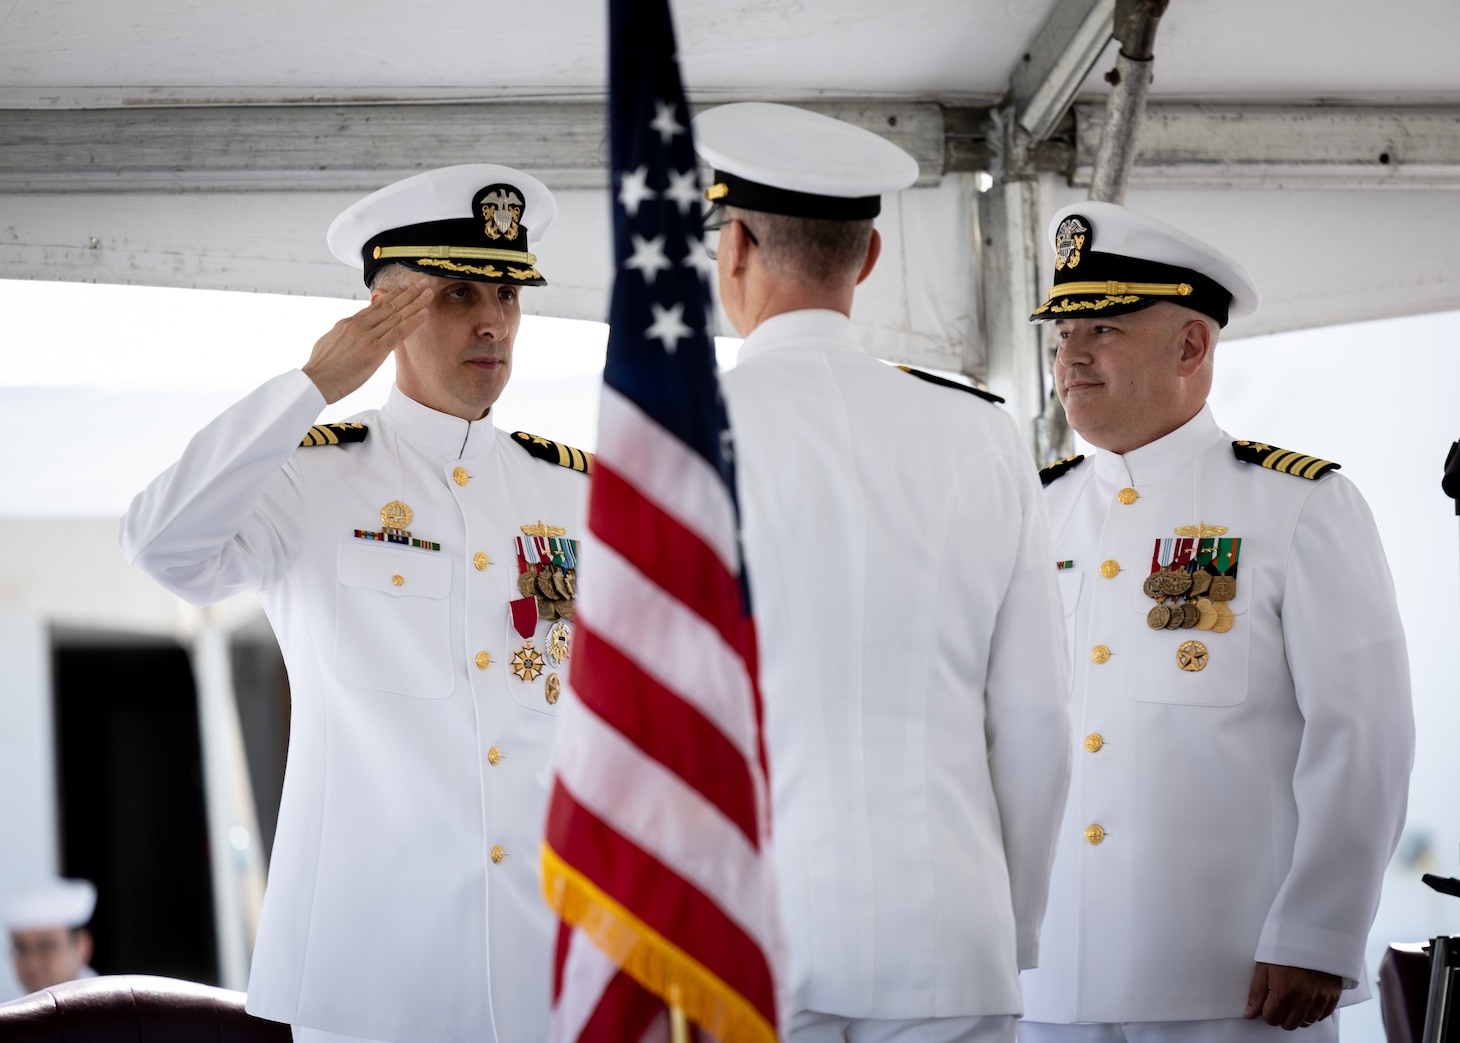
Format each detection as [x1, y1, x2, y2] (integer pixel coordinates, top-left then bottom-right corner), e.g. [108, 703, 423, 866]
[302, 280, 432, 405]
[1244, 961, 1343, 1031]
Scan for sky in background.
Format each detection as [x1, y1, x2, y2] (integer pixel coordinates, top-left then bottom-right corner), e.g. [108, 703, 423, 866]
[1, 278, 1457, 1037]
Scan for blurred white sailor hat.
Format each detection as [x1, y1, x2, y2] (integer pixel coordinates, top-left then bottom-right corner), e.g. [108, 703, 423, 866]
[327, 164, 556, 288]
[1, 878, 96, 932]
[693, 102, 919, 220]
[1029, 200, 1259, 327]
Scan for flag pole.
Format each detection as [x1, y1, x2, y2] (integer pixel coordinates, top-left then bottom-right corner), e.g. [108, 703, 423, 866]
[668, 985, 691, 1043]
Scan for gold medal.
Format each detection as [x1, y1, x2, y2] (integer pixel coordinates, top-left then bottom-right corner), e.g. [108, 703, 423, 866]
[1209, 575, 1237, 601]
[1189, 570, 1212, 597]
[1177, 640, 1209, 672]
[1212, 602, 1235, 633]
[1147, 604, 1171, 629]
[1181, 602, 1200, 628]
[1164, 607, 1184, 630]
[536, 595, 560, 621]
[1194, 597, 1217, 631]
[546, 621, 572, 665]
[510, 642, 546, 682]
[518, 572, 539, 597]
[1142, 574, 1166, 599]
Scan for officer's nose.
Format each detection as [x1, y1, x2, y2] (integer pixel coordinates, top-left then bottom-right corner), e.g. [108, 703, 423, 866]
[474, 294, 509, 339]
[1054, 329, 1091, 367]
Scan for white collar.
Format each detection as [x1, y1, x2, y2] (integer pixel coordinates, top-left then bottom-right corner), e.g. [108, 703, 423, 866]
[1092, 405, 1226, 489]
[736, 309, 863, 366]
[381, 385, 498, 461]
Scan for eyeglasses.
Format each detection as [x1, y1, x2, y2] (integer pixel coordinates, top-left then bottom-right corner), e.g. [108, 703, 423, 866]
[701, 215, 759, 260]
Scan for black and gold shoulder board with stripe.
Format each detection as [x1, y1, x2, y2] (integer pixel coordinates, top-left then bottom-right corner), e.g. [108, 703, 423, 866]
[896, 365, 1006, 405]
[299, 422, 368, 448]
[512, 431, 594, 474]
[1232, 440, 1340, 480]
[1039, 454, 1087, 486]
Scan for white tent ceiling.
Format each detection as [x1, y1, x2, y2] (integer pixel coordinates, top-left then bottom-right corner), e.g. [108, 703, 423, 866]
[2, 0, 1459, 380]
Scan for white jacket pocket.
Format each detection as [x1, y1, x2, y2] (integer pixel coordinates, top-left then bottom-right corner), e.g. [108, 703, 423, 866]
[334, 542, 455, 698]
[1129, 579, 1251, 706]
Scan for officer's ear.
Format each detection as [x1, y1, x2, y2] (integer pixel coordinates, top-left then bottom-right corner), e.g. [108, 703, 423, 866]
[854, 228, 882, 286]
[1176, 316, 1215, 375]
[73, 928, 92, 966]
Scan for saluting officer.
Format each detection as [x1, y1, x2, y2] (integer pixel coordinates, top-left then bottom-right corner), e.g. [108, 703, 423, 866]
[697, 102, 1072, 1043]
[120, 165, 592, 1043]
[1018, 202, 1414, 1042]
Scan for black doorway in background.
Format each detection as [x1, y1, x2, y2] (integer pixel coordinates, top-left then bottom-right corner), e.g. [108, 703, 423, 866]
[52, 635, 218, 985]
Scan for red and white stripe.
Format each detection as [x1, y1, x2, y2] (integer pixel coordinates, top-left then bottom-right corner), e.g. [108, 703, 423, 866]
[544, 384, 782, 1043]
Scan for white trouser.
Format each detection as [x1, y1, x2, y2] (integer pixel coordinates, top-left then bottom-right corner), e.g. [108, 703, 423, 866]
[1018, 1013, 1339, 1043]
[791, 1011, 1017, 1043]
[292, 1028, 390, 1043]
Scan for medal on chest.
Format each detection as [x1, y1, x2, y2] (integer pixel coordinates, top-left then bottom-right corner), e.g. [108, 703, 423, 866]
[353, 500, 442, 552]
[508, 522, 579, 703]
[1144, 522, 1242, 671]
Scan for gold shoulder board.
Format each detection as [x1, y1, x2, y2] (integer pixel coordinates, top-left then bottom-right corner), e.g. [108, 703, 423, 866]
[1039, 454, 1087, 487]
[1231, 441, 1340, 480]
[511, 431, 595, 474]
[299, 422, 368, 447]
[895, 365, 1005, 405]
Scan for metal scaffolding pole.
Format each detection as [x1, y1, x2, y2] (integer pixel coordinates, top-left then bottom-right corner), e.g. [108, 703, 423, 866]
[1087, 0, 1170, 204]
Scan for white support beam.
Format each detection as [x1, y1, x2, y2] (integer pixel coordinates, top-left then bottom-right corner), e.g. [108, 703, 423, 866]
[978, 175, 1047, 440]
[0, 100, 945, 194]
[1073, 103, 1460, 189]
[1009, 0, 1115, 143]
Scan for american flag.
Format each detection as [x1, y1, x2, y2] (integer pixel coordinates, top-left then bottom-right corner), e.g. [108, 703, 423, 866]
[539, 0, 781, 1040]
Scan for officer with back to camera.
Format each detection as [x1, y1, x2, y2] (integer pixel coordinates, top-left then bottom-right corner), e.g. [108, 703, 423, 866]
[696, 101, 1072, 1043]
[121, 165, 592, 1043]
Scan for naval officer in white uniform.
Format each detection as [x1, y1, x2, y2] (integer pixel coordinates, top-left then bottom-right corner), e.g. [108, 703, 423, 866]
[696, 102, 1072, 1043]
[3, 878, 99, 995]
[1018, 202, 1414, 1041]
[120, 166, 592, 1043]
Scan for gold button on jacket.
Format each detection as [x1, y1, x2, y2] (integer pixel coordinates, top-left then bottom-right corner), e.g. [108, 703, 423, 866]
[1100, 560, 1120, 578]
[490, 845, 506, 864]
[452, 467, 470, 486]
[391, 574, 404, 587]
[1090, 644, 1111, 664]
[473, 551, 490, 571]
[1084, 733, 1104, 753]
[1117, 487, 1138, 505]
[475, 651, 492, 670]
[1085, 824, 1106, 845]
[487, 746, 502, 766]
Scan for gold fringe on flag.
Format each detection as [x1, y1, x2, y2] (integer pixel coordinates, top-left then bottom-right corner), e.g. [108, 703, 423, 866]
[542, 844, 776, 1043]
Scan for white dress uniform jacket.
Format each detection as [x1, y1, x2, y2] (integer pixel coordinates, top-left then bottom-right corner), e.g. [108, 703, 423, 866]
[1021, 406, 1413, 1024]
[119, 370, 588, 1043]
[721, 310, 1072, 1020]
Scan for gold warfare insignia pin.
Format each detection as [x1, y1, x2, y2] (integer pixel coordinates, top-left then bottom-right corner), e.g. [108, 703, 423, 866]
[351, 500, 442, 552]
[381, 501, 413, 529]
[1055, 215, 1089, 272]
